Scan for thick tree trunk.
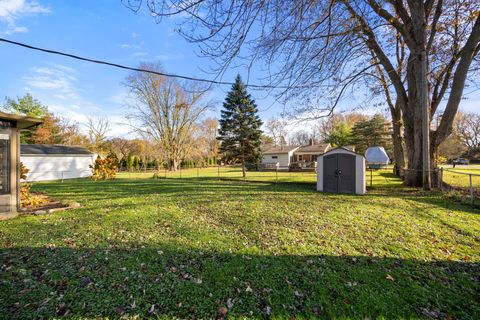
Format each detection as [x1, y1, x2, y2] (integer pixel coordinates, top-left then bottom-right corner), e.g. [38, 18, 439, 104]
[391, 101, 406, 176]
[403, 55, 424, 187]
[430, 140, 439, 188]
[410, 3, 431, 189]
[169, 159, 178, 171]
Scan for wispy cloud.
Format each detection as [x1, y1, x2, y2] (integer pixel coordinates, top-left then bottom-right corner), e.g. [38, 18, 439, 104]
[22, 63, 134, 137]
[5, 25, 27, 34]
[0, 0, 50, 34]
[119, 43, 141, 50]
[24, 64, 80, 100]
[131, 51, 149, 58]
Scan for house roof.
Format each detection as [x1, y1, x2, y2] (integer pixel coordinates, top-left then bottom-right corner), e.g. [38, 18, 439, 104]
[0, 111, 43, 130]
[21, 144, 94, 156]
[295, 143, 330, 153]
[263, 146, 299, 155]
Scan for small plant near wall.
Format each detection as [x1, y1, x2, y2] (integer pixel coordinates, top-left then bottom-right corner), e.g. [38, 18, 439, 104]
[20, 162, 29, 180]
[90, 152, 118, 180]
[19, 162, 49, 208]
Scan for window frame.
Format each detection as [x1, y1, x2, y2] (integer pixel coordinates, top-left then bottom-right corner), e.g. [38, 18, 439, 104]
[0, 125, 11, 195]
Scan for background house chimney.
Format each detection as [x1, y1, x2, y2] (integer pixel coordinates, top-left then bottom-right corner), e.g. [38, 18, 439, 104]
[309, 138, 314, 146]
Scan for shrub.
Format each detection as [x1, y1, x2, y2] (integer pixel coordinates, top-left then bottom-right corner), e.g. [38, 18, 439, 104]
[20, 183, 49, 207]
[90, 153, 118, 180]
[437, 156, 448, 165]
[19, 163, 49, 208]
[20, 162, 29, 180]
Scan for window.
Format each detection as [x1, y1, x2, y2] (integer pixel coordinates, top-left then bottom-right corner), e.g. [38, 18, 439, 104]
[271, 155, 278, 159]
[298, 155, 303, 161]
[312, 155, 318, 161]
[0, 128, 10, 194]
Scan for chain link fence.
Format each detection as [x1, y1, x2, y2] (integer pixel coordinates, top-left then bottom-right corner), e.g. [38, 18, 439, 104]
[439, 166, 480, 207]
[20, 162, 479, 208]
[120, 165, 318, 184]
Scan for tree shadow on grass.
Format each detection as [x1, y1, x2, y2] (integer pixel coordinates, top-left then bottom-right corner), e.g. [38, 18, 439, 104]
[1, 245, 478, 319]
[32, 178, 316, 203]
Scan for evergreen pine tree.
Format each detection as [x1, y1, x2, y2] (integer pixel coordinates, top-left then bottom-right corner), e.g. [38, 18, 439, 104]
[218, 75, 263, 177]
[351, 114, 392, 155]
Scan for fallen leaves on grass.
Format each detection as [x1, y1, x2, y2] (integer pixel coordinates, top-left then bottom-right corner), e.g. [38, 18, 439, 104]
[386, 274, 395, 281]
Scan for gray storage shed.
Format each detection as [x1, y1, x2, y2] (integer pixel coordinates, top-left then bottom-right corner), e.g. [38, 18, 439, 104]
[317, 147, 366, 195]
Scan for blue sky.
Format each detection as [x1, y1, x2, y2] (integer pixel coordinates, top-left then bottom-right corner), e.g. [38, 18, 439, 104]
[0, 0, 478, 138]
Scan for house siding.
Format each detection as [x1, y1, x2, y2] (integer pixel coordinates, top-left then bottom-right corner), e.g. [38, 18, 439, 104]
[21, 155, 96, 181]
[262, 153, 291, 167]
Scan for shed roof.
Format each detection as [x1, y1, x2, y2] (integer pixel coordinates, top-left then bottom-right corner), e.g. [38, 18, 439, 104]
[295, 143, 330, 153]
[21, 144, 94, 156]
[263, 146, 299, 155]
[322, 146, 364, 157]
[0, 111, 43, 129]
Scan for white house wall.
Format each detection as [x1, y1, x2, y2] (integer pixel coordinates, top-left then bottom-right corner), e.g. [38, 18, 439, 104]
[262, 153, 291, 167]
[21, 155, 95, 181]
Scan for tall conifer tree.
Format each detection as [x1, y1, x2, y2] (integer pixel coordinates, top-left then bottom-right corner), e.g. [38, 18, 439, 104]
[218, 75, 263, 177]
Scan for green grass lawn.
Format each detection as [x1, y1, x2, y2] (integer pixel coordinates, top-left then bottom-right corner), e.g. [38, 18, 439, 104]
[441, 166, 480, 189]
[1, 170, 479, 319]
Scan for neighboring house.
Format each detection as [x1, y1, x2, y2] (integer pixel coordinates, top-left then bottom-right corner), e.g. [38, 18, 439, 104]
[262, 146, 300, 167]
[21, 144, 96, 181]
[292, 142, 331, 163]
[262, 141, 332, 168]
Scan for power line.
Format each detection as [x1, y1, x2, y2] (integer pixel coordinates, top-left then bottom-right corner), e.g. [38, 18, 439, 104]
[0, 37, 307, 90]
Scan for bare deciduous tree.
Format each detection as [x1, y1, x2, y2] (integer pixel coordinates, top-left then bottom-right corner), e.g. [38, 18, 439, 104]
[199, 117, 219, 157]
[86, 116, 110, 153]
[265, 117, 287, 147]
[289, 130, 314, 146]
[455, 111, 480, 150]
[125, 62, 209, 170]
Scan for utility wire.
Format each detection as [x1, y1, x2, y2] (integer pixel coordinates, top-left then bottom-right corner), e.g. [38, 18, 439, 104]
[0, 37, 309, 90]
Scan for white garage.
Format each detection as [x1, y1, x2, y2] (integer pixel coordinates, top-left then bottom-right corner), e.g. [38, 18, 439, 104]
[21, 144, 96, 181]
[317, 147, 366, 195]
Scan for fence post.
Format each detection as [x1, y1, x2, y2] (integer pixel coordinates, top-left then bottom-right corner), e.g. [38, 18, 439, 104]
[370, 169, 373, 188]
[470, 174, 474, 207]
[276, 166, 278, 184]
[197, 166, 199, 179]
[180, 165, 182, 179]
[218, 164, 220, 181]
[61, 171, 64, 183]
[164, 167, 167, 179]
